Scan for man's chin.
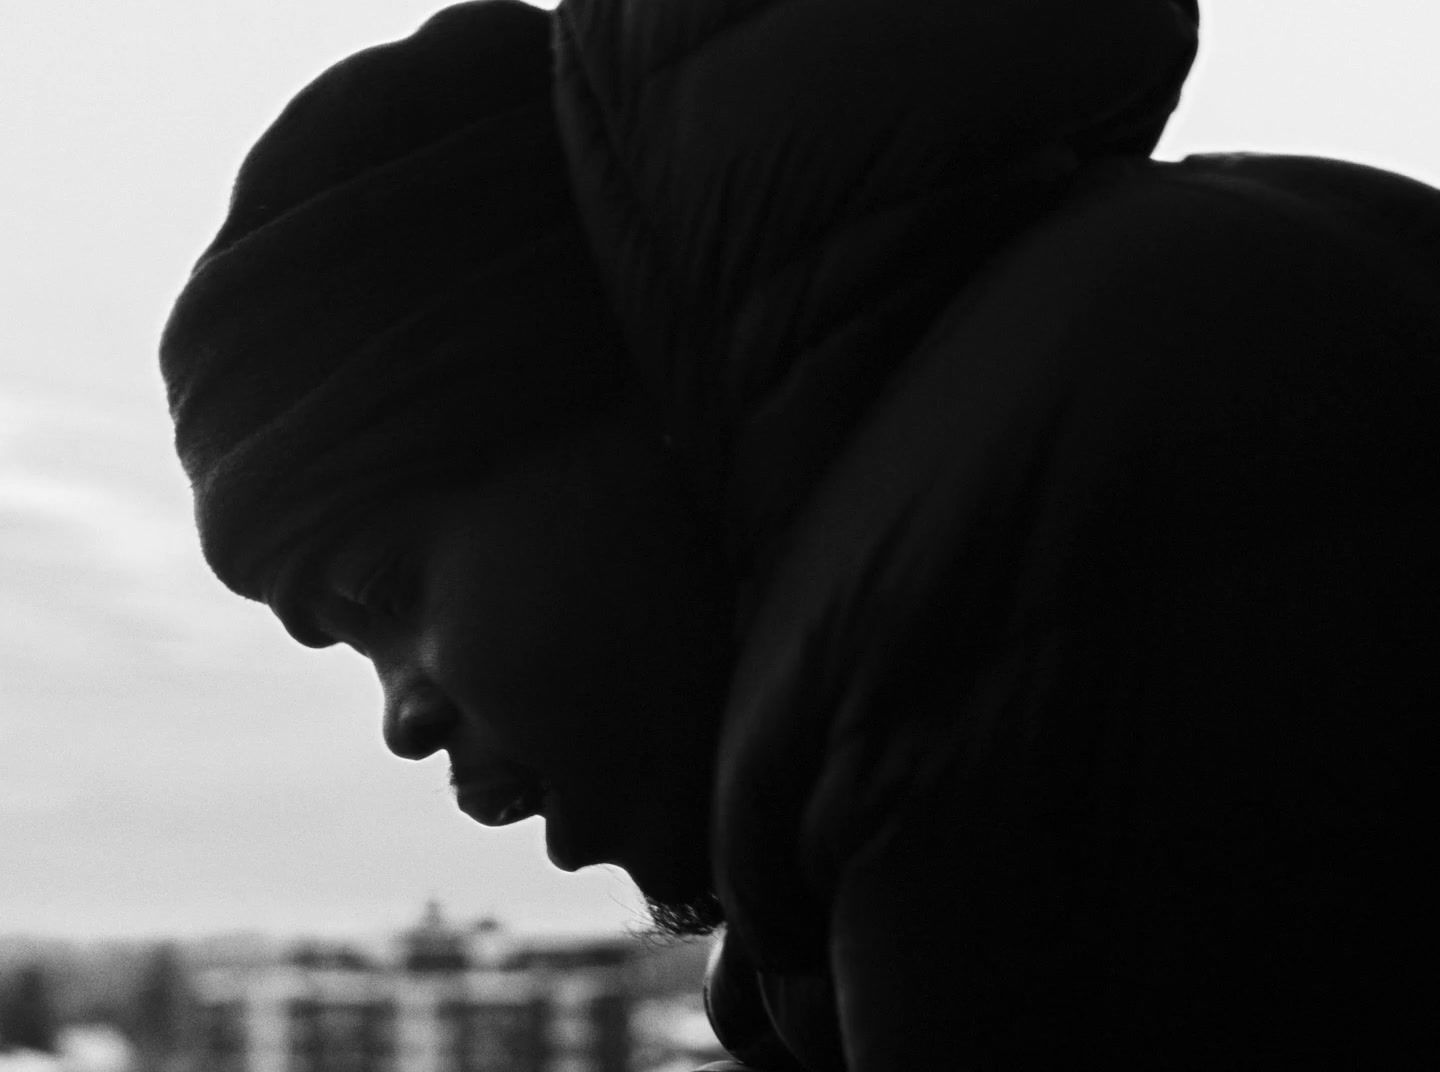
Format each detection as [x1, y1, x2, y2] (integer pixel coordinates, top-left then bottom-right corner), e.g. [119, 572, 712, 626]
[643, 890, 726, 940]
[621, 841, 722, 938]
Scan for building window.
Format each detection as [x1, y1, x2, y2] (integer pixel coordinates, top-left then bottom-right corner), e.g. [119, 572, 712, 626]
[439, 999, 546, 1072]
[288, 998, 395, 1072]
[198, 1000, 246, 1072]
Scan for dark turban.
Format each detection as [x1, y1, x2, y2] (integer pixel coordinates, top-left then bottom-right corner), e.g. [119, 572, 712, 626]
[161, 0, 628, 602]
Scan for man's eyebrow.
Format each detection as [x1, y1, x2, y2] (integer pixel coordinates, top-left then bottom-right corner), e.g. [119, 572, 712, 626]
[267, 555, 335, 649]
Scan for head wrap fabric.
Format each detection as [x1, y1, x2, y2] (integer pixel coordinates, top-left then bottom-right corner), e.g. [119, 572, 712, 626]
[161, 0, 629, 602]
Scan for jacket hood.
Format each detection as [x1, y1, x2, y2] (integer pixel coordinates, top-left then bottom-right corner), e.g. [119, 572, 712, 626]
[554, 0, 1199, 586]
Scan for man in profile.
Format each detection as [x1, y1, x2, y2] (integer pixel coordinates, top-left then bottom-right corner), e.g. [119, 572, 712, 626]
[162, 0, 1440, 1066]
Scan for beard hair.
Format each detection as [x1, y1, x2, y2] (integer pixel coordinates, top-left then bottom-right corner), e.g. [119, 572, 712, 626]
[643, 890, 726, 940]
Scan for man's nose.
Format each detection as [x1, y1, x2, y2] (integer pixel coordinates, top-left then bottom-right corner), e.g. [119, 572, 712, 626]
[381, 684, 457, 760]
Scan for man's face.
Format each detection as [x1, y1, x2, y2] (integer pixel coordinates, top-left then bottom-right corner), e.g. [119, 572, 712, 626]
[268, 418, 733, 933]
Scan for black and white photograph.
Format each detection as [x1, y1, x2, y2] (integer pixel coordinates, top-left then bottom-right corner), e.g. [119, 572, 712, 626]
[3, 1, 1438, 1068]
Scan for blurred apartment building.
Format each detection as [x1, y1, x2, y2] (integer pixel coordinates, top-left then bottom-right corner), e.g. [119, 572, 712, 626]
[190, 902, 698, 1072]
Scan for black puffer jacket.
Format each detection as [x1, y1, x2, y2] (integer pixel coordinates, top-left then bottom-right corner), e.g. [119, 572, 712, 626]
[554, 1, 1440, 1066]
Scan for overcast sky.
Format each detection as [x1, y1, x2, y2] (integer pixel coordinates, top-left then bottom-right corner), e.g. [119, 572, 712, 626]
[3, 0, 1438, 943]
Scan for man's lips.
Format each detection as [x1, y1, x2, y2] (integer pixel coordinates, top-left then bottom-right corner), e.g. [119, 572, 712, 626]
[451, 771, 601, 873]
[542, 817, 588, 874]
[453, 779, 547, 827]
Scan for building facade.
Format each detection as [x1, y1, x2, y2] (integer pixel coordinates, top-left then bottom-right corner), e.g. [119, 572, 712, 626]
[193, 905, 632, 1072]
